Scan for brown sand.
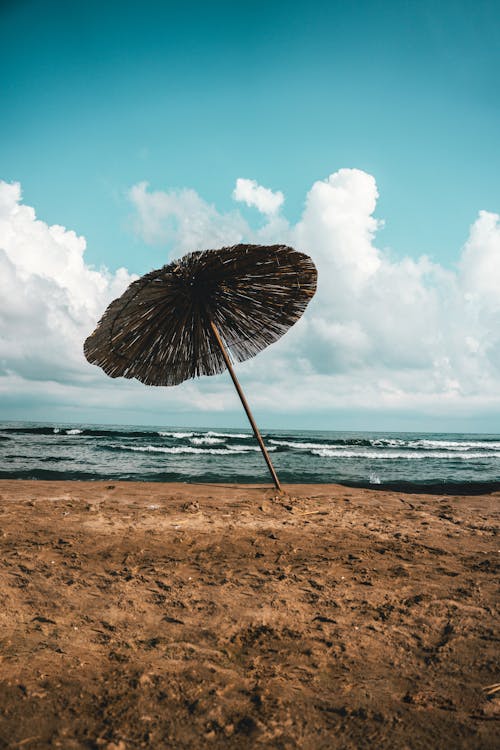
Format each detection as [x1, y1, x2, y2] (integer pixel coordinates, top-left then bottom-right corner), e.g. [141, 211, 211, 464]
[0, 480, 498, 749]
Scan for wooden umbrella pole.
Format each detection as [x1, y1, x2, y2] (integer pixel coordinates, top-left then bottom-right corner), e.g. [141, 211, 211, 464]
[209, 320, 282, 492]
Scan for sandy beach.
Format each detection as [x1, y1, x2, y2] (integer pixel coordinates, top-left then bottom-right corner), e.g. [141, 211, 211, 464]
[0, 480, 498, 749]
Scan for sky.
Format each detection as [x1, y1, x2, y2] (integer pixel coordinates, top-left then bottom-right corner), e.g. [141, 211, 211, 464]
[1, 0, 500, 431]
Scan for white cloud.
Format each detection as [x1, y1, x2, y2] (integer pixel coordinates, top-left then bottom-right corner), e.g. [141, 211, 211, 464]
[2, 171, 500, 426]
[293, 169, 382, 292]
[128, 181, 247, 249]
[0, 181, 134, 384]
[232, 178, 284, 215]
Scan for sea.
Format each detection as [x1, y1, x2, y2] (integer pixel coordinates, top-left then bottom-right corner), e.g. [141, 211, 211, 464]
[1, 422, 500, 494]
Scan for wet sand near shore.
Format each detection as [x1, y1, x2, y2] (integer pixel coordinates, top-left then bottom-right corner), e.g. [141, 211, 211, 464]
[0, 480, 498, 749]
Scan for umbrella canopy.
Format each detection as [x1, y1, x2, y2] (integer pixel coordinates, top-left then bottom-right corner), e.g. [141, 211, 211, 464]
[84, 243, 317, 386]
[84, 243, 317, 490]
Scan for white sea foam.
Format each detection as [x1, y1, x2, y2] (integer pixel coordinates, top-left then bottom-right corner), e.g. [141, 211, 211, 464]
[271, 437, 500, 453]
[157, 429, 252, 440]
[190, 436, 224, 445]
[370, 438, 406, 446]
[66, 429, 83, 435]
[124, 445, 233, 456]
[123, 445, 236, 455]
[231, 444, 275, 452]
[158, 431, 195, 438]
[366, 437, 500, 450]
[311, 448, 500, 460]
[410, 439, 500, 450]
[206, 431, 251, 439]
[119, 444, 275, 455]
[269, 439, 337, 450]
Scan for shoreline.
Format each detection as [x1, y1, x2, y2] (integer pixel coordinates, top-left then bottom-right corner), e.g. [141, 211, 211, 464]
[0, 480, 498, 748]
[1, 476, 500, 496]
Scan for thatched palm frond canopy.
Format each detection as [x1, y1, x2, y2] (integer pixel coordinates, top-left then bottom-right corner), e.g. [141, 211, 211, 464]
[84, 243, 317, 387]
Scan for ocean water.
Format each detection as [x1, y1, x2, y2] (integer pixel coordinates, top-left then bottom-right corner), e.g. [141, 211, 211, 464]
[1, 422, 500, 493]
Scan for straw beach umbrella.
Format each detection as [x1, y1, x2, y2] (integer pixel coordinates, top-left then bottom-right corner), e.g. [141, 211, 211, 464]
[84, 243, 317, 490]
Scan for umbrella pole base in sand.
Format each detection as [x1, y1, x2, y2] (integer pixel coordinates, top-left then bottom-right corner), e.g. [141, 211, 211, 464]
[209, 320, 282, 492]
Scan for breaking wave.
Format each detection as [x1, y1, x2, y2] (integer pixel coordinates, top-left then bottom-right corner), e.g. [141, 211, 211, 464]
[112, 444, 275, 455]
[158, 431, 195, 438]
[190, 437, 225, 445]
[311, 448, 500, 460]
[206, 431, 251, 439]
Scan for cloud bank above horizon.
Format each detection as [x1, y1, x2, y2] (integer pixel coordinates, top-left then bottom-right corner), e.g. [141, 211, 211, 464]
[1, 169, 500, 427]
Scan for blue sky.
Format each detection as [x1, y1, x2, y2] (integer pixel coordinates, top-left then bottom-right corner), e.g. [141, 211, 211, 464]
[1, 0, 500, 430]
[2, 0, 499, 270]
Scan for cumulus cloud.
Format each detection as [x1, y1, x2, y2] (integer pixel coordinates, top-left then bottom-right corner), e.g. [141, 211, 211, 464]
[232, 178, 284, 215]
[2, 171, 500, 424]
[129, 181, 248, 249]
[127, 169, 500, 418]
[0, 181, 134, 384]
[286, 171, 500, 410]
